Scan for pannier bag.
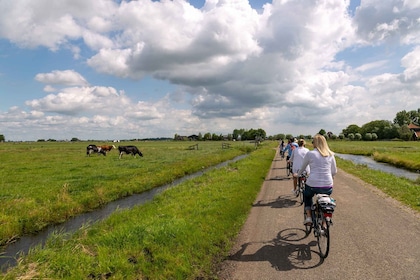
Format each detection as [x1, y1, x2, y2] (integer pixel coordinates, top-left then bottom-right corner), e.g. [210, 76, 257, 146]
[316, 194, 336, 213]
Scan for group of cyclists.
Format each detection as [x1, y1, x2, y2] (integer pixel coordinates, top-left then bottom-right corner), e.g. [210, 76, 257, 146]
[281, 134, 337, 226]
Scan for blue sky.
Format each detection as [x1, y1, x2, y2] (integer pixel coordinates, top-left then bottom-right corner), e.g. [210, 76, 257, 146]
[0, 0, 419, 141]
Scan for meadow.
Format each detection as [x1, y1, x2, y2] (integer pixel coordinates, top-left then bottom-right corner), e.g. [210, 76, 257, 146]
[0, 140, 255, 247]
[1, 140, 419, 278]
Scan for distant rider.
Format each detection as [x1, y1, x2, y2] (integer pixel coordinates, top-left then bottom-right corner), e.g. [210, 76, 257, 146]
[290, 139, 310, 195]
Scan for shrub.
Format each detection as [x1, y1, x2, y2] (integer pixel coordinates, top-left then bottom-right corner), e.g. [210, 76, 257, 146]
[364, 133, 372, 141]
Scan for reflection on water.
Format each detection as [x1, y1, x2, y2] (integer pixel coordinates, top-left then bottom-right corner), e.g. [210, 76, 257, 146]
[0, 154, 248, 272]
[335, 153, 419, 181]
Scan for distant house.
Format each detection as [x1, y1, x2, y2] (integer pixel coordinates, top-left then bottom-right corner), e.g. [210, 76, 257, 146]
[408, 123, 420, 140]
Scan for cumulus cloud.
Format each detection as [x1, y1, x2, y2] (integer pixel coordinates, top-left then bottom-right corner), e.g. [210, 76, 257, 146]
[35, 70, 89, 86]
[25, 86, 124, 115]
[0, 0, 419, 140]
[353, 0, 420, 45]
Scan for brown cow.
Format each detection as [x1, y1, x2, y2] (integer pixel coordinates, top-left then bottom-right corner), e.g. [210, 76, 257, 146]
[99, 145, 116, 152]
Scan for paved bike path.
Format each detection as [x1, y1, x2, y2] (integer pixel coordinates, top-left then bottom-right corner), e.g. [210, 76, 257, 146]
[217, 150, 420, 280]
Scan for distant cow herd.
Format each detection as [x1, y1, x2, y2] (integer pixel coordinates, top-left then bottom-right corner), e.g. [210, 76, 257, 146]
[86, 144, 143, 159]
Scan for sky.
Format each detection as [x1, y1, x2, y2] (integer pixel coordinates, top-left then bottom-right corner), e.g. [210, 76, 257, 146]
[0, 0, 419, 141]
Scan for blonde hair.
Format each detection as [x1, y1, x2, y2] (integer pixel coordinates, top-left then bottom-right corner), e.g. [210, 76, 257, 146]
[312, 134, 334, 157]
[298, 139, 305, 147]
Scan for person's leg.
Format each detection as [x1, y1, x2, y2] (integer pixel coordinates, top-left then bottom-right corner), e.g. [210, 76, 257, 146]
[303, 185, 314, 224]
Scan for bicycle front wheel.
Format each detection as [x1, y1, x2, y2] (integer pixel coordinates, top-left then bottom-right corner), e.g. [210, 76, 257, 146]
[304, 211, 311, 235]
[317, 214, 330, 258]
[298, 180, 304, 204]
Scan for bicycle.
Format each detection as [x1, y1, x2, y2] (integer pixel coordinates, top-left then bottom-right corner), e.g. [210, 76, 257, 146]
[304, 194, 336, 258]
[286, 161, 292, 176]
[279, 150, 285, 160]
[297, 171, 307, 204]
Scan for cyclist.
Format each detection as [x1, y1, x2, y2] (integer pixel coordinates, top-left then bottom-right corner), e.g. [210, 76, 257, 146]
[282, 138, 298, 161]
[290, 139, 310, 195]
[297, 134, 337, 225]
[279, 139, 285, 157]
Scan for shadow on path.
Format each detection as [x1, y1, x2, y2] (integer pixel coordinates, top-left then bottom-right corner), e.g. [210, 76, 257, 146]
[253, 195, 299, 209]
[227, 228, 324, 271]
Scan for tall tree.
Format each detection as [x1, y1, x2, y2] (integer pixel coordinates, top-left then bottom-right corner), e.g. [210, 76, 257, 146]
[393, 110, 411, 126]
[394, 109, 420, 125]
[341, 124, 361, 136]
[360, 120, 396, 140]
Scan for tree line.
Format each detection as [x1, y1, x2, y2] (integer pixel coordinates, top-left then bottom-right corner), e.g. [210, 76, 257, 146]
[270, 109, 420, 142]
[2, 109, 418, 142]
[339, 108, 420, 141]
[174, 128, 267, 141]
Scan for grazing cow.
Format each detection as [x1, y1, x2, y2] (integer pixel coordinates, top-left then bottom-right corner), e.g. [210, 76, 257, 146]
[99, 145, 116, 152]
[118, 145, 143, 159]
[86, 144, 106, 156]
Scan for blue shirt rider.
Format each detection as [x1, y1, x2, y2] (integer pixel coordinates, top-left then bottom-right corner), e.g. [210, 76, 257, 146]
[283, 138, 298, 161]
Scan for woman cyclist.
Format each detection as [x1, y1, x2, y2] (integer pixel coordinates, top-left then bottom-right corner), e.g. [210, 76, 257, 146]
[290, 139, 310, 195]
[297, 134, 337, 225]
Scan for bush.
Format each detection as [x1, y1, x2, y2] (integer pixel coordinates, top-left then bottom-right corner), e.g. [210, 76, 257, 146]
[364, 133, 372, 141]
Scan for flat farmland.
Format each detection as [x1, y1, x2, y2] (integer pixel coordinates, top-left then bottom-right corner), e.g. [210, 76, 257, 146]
[0, 140, 255, 246]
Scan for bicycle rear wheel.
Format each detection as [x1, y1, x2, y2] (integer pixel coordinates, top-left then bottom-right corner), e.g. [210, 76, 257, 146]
[286, 162, 291, 176]
[316, 213, 330, 258]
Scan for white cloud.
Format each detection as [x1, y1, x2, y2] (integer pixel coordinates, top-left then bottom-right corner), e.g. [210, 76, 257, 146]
[354, 0, 420, 45]
[0, 0, 419, 140]
[35, 70, 89, 86]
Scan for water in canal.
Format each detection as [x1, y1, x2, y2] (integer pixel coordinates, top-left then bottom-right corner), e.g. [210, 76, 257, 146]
[335, 153, 419, 181]
[0, 154, 248, 271]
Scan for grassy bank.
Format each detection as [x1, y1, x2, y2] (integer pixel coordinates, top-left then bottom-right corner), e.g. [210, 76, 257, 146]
[328, 140, 420, 172]
[329, 141, 420, 211]
[2, 142, 277, 279]
[0, 141, 254, 246]
[336, 157, 420, 212]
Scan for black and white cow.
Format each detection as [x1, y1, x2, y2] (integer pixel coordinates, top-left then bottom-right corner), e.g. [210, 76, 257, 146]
[118, 145, 143, 159]
[86, 144, 106, 156]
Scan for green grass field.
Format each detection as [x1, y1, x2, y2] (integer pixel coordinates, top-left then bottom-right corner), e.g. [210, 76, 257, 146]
[0, 140, 255, 246]
[1, 140, 419, 279]
[327, 140, 420, 171]
[1, 141, 275, 279]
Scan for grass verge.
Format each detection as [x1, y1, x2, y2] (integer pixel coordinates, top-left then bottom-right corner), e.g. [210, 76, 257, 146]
[2, 143, 276, 279]
[336, 157, 420, 212]
[0, 141, 253, 246]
